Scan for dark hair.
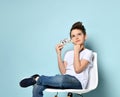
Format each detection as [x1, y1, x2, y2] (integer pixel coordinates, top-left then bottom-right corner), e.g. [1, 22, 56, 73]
[70, 21, 86, 38]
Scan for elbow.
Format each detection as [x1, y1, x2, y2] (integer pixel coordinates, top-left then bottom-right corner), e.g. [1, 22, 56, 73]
[61, 70, 66, 75]
[74, 68, 82, 74]
[75, 70, 81, 74]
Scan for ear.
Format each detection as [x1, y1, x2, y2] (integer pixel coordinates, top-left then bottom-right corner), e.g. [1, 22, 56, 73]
[85, 35, 87, 40]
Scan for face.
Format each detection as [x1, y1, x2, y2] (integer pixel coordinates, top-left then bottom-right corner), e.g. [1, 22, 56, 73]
[70, 29, 86, 45]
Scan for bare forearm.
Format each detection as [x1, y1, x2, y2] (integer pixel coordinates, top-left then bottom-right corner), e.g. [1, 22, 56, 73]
[55, 44, 66, 74]
[57, 54, 66, 74]
[74, 52, 82, 73]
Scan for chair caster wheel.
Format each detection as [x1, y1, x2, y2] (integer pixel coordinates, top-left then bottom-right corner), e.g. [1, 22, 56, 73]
[67, 92, 73, 97]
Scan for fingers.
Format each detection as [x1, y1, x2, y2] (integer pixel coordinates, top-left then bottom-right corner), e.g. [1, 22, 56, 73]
[74, 44, 84, 53]
[55, 44, 64, 55]
[56, 44, 64, 50]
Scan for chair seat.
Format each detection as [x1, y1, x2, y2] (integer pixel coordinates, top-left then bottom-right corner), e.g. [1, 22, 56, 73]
[45, 52, 98, 95]
[45, 88, 94, 94]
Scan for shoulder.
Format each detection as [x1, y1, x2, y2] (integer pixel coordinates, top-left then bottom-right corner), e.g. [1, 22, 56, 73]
[65, 50, 74, 55]
[81, 48, 93, 59]
[64, 50, 74, 59]
[64, 50, 74, 61]
[82, 49, 94, 66]
[82, 48, 93, 55]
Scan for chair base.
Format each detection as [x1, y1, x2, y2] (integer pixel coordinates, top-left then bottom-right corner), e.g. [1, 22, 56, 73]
[67, 92, 73, 97]
[54, 92, 83, 97]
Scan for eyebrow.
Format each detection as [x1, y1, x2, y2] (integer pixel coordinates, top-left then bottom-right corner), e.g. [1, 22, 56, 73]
[71, 31, 82, 35]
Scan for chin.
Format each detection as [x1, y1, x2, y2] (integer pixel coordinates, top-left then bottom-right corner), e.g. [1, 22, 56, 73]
[73, 41, 83, 45]
[75, 43, 81, 45]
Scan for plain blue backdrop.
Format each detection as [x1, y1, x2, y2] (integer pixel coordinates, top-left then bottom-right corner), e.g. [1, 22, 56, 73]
[0, 0, 120, 97]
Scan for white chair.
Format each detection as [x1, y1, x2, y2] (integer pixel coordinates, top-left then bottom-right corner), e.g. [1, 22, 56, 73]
[45, 52, 98, 96]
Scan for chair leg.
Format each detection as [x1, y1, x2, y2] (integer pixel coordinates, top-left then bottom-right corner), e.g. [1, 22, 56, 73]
[67, 92, 73, 97]
[54, 92, 58, 97]
[77, 94, 83, 97]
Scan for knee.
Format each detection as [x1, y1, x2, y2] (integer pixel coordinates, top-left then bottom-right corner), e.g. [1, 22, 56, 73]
[33, 84, 45, 97]
[33, 84, 40, 95]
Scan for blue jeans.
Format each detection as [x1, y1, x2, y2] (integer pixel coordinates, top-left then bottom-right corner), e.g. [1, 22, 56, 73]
[32, 74, 82, 97]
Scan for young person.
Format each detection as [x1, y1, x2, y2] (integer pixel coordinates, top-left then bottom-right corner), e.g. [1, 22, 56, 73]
[19, 21, 93, 97]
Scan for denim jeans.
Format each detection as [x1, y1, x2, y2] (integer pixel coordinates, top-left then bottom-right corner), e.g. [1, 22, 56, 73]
[32, 74, 82, 97]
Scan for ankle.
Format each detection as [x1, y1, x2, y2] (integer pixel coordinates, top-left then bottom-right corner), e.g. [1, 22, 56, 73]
[35, 76, 39, 81]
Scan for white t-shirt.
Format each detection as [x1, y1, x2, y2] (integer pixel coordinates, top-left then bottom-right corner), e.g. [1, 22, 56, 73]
[64, 48, 93, 89]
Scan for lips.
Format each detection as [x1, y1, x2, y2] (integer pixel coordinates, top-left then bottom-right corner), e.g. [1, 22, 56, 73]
[75, 40, 80, 42]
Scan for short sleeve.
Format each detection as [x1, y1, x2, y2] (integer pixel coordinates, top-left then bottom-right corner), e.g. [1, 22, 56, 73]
[82, 50, 94, 67]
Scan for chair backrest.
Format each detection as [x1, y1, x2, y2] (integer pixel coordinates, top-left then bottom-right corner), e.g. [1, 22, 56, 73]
[86, 52, 98, 90]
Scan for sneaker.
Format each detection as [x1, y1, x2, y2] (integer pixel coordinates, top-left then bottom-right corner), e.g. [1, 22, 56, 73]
[31, 74, 39, 80]
[19, 74, 39, 88]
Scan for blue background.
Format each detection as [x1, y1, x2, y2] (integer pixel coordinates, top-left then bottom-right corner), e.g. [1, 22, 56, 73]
[0, 0, 120, 97]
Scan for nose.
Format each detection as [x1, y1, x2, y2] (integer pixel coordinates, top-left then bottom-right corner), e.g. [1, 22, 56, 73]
[75, 35, 79, 40]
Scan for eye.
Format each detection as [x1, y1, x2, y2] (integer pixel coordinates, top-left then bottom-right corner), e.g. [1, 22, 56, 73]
[78, 33, 82, 35]
[71, 35, 75, 38]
